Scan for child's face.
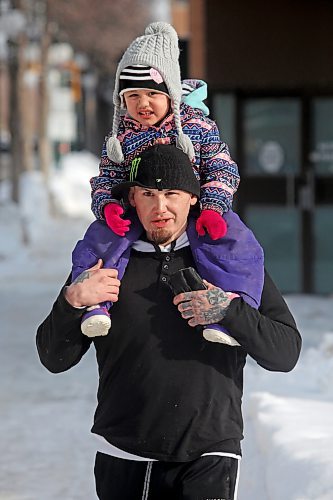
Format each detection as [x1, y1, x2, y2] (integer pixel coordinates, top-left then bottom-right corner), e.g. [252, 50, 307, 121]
[123, 89, 170, 127]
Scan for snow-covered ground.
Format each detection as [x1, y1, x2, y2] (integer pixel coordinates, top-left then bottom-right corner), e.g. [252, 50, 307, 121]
[0, 152, 333, 500]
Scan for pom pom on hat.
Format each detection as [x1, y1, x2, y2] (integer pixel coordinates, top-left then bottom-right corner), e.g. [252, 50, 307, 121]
[144, 21, 176, 36]
[108, 21, 195, 164]
[106, 100, 124, 162]
[106, 136, 124, 163]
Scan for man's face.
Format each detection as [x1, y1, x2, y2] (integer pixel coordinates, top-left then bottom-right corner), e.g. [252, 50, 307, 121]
[123, 89, 170, 126]
[129, 187, 198, 245]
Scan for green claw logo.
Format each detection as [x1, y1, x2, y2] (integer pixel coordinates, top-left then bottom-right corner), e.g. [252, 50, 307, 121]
[130, 157, 141, 181]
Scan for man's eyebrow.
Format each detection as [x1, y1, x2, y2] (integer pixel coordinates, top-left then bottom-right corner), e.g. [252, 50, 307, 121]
[139, 188, 155, 195]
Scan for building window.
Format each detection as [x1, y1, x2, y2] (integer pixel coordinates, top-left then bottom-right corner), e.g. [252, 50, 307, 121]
[243, 98, 301, 176]
[310, 98, 333, 175]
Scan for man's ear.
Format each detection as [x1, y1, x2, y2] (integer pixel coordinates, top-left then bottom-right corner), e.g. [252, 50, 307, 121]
[190, 195, 198, 206]
[128, 188, 136, 207]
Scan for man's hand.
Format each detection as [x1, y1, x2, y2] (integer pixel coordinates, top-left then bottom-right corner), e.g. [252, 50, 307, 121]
[65, 259, 120, 308]
[173, 282, 237, 327]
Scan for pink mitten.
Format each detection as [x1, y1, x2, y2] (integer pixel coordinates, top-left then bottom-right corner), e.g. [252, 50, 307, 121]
[104, 203, 131, 236]
[196, 210, 227, 240]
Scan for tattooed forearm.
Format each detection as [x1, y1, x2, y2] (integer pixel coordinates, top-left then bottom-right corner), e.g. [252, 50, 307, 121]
[73, 270, 91, 284]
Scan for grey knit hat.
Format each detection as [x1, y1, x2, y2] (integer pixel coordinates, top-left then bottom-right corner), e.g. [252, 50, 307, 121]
[106, 22, 195, 163]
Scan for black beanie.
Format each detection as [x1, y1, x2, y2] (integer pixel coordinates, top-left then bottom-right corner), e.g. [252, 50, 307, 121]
[111, 144, 200, 200]
[119, 65, 169, 99]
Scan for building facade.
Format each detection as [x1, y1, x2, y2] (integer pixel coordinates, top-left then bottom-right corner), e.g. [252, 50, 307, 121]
[188, 0, 333, 293]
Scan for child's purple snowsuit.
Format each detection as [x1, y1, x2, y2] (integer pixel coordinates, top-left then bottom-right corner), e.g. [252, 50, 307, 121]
[71, 210, 264, 336]
[71, 212, 142, 283]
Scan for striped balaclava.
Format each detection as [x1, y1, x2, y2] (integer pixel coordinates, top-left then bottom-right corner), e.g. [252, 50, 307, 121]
[106, 22, 195, 163]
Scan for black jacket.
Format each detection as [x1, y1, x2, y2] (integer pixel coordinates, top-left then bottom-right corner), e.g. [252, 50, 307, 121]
[36, 245, 301, 461]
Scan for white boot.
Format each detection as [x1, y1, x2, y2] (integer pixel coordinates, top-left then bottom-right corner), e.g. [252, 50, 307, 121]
[203, 328, 240, 346]
[81, 306, 111, 337]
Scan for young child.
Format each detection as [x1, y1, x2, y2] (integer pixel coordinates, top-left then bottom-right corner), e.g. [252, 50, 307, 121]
[71, 22, 264, 345]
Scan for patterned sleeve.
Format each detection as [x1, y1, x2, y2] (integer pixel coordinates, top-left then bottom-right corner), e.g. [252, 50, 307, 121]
[90, 138, 127, 220]
[199, 120, 240, 215]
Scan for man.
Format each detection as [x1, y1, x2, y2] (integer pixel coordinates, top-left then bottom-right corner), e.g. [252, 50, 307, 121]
[36, 145, 301, 500]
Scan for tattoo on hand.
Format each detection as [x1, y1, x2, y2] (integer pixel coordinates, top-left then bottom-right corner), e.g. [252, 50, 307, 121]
[180, 287, 232, 326]
[73, 270, 91, 284]
[207, 289, 230, 308]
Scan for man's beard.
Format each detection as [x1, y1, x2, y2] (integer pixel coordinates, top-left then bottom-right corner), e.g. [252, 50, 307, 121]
[149, 228, 173, 245]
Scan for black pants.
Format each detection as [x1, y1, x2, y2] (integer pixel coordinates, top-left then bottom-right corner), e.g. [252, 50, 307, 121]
[94, 452, 239, 500]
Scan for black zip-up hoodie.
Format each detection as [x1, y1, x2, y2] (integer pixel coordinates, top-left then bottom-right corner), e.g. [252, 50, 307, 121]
[36, 245, 301, 462]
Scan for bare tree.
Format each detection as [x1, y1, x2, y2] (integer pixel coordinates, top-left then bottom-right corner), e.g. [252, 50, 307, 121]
[48, 0, 153, 78]
[5, 0, 155, 202]
[47, 0, 154, 151]
[38, 1, 51, 178]
[8, 33, 25, 203]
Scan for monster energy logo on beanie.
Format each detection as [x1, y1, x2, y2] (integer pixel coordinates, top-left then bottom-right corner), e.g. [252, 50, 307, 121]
[129, 157, 141, 181]
[111, 144, 200, 200]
